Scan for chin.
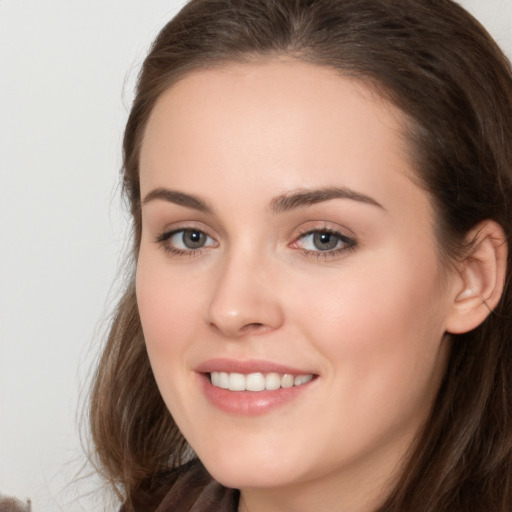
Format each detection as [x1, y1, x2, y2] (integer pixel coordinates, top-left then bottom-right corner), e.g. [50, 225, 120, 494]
[208, 466, 292, 490]
[199, 450, 303, 490]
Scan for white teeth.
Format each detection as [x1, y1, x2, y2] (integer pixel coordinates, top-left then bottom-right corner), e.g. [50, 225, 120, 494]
[218, 372, 229, 389]
[281, 374, 294, 388]
[265, 372, 281, 390]
[211, 372, 220, 387]
[294, 374, 313, 386]
[228, 372, 246, 391]
[246, 373, 266, 391]
[210, 371, 314, 392]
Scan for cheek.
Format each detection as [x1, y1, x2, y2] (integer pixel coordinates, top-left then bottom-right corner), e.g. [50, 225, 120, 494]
[299, 246, 446, 341]
[135, 254, 208, 427]
[135, 254, 200, 364]
[295, 248, 450, 424]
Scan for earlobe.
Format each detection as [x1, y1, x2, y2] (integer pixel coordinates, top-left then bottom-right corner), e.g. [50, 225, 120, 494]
[446, 220, 508, 334]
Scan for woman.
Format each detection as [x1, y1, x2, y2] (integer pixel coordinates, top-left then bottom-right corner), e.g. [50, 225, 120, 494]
[89, 0, 512, 510]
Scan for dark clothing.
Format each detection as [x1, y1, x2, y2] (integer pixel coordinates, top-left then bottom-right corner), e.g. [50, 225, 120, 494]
[122, 460, 239, 512]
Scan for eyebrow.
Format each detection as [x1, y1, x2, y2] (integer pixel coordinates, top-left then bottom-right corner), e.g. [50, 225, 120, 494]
[141, 185, 384, 214]
[269, 187, 384, 213]
[142, 188, 213, 213]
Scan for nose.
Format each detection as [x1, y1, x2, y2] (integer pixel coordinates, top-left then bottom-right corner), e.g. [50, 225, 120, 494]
[205, 250, 285, 338]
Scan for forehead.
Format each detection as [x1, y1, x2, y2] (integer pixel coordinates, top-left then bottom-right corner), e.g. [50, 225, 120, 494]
[139, 59, 418, 210]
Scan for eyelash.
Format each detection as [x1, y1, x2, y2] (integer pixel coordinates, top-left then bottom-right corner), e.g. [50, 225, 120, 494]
[155, 226, 357, 260]
[293, 227, 357, 260]
[155, 228, 217, 258]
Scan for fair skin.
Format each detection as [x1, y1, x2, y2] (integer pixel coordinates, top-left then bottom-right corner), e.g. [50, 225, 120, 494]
[135, 60, 489, 512]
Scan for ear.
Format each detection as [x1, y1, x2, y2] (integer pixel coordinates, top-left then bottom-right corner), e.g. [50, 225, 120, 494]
[446, 220, 508, 334]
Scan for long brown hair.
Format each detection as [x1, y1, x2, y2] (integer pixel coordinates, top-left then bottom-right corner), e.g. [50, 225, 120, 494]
[89, 1, 512, 510]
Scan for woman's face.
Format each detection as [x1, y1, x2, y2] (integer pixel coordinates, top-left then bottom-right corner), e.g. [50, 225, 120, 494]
[136, 60, 458, 500]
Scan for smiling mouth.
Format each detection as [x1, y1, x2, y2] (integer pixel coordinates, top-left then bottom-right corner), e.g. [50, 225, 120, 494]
[209, 371, 315, 392]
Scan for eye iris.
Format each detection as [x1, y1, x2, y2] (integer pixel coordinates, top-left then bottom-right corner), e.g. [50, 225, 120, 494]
[182, 230, 205, 249]
[313, 231, 339, 251]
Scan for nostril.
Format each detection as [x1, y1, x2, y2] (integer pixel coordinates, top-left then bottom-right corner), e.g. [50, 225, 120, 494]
[240, 322, 266, 333]
[207, 320, 272, 338]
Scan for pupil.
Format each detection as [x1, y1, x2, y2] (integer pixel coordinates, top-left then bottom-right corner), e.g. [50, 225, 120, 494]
[183, 230, 205, 249]
[313, 231, 338, 251]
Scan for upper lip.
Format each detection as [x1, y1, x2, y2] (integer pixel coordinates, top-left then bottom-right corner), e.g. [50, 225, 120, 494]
[195, 358, 316, 376]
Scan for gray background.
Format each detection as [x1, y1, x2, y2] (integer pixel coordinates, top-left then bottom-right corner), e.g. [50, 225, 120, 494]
[1, 1, 511, 510]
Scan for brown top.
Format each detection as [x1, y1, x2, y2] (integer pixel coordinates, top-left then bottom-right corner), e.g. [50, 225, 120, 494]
[122, 460, 239, 512]
[155, 460, 239, 512]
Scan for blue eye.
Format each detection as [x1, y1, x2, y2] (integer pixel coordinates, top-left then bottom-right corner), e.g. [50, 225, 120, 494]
[298, 229, 356, 253]
[157, 228, 217, 254]
[175, 229, 209, 249]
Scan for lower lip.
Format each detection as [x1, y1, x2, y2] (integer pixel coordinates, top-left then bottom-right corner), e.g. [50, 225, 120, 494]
[199, 374, 315, 416]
